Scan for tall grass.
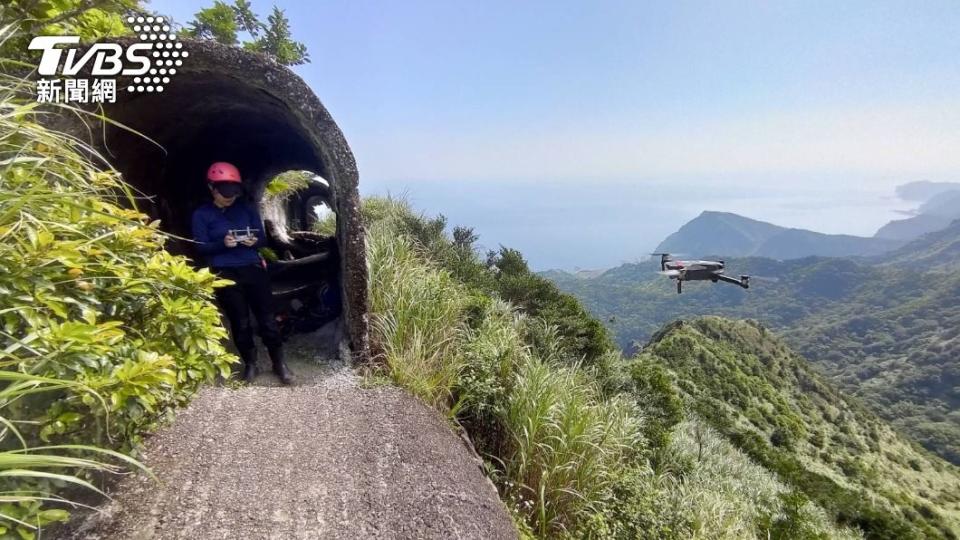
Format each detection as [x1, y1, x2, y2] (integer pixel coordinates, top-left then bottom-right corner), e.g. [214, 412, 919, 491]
[365, 202, 644, 537]
[367, 227, 468, 410]
[500, 357, 642, 536]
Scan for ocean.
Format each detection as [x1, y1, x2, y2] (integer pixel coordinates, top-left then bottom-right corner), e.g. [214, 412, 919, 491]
[359, 176, 921, 271]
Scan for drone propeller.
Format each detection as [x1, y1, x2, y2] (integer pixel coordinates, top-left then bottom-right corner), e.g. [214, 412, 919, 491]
[651, 253, 678, 272]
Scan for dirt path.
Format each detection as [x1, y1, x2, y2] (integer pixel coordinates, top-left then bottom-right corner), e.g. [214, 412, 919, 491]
[65, 329, 517, 540]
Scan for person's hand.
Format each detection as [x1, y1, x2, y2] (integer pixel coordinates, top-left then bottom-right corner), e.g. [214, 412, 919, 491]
[224, 234, 238, 248]
[241, 236, 258, 247]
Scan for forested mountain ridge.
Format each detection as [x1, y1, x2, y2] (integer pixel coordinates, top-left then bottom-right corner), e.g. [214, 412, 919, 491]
[638, 317, 960, 538]
[781, 267, 960, 466]
[877, 219, 960, 270]
[547, 225, 960, 465]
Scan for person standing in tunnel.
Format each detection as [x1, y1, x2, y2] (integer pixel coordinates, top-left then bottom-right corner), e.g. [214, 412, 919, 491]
[191, 162, 294, 385]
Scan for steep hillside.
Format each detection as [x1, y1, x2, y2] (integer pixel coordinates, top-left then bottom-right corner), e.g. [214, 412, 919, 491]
[312, 197, 960, 538]
[875, 191, 960, 240]
[547, 253, 960, 465]
[638, 318, 960, 538]
[352, 198, 880, 538]
[783, 270, 960, 466]
[654, 211, 903, 259]
[756, 228, 903, 258]
[655, 211, 783, 256]
[879, 219, 960, 270]
[875, 213, 954, 241]
[919, 190, 960, 216]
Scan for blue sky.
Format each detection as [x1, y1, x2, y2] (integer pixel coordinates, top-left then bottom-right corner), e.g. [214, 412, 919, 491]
[153, 1, 960, 268]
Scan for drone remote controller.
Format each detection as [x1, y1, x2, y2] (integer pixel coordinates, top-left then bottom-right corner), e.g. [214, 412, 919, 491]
[230, 227, 259, 243]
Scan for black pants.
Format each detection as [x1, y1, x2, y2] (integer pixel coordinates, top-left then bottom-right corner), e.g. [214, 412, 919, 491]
[213, 265, 282, 355]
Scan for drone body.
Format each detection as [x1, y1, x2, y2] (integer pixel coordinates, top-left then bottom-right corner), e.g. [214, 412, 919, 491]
[653, 253, 750, 294]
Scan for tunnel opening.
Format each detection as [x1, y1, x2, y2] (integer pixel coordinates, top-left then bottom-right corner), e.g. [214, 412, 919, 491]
[61, 38, 370, 362]
[100, 78, 324, 251]
[260, 171, 341, 337]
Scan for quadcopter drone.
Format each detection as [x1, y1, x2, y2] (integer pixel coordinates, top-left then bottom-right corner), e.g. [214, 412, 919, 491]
[653, 253, 751, 294]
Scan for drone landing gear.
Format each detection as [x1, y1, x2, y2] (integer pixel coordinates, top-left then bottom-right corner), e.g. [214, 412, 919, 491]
[677, 280, 682, 294]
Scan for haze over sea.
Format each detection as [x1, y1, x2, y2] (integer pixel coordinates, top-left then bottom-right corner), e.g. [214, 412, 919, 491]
[361, 175, 919, 271]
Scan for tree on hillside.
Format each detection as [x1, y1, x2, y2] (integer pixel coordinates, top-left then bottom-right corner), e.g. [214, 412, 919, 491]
[2, 0, 308, 66]
[244, 6, 308, 66]
[183, 0, 309, 66]
[487, 246, 616, 363]
[0, 0, 141, 58]
[182, 0, 239, 43]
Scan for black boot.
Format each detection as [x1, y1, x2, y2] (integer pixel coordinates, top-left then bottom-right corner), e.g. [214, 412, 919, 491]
[268, 346, 293, 385]
[238, 347, 258, 383]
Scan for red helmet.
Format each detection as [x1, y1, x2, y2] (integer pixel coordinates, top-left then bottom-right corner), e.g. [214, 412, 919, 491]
[207, 162, 242, 183]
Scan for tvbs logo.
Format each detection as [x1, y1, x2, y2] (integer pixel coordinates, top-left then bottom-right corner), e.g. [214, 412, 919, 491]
[29, 16, 188, 104]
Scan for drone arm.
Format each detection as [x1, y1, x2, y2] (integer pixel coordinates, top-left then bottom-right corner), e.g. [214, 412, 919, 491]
[715, 273, 748, 288]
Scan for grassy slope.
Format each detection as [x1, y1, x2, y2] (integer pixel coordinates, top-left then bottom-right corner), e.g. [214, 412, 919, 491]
[362, 198, 873, 538]
[638, 317, 960, 538]
[549, 254, 960, 465]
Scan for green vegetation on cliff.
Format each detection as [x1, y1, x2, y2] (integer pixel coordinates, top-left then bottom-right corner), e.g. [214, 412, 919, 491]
[637, 317, 960, 538]
[362, 198, 960, 538]
[549, 232, 960, 466]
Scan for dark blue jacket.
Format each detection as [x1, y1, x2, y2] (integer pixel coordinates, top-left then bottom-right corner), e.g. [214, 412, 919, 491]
[191, 200, 266, 268]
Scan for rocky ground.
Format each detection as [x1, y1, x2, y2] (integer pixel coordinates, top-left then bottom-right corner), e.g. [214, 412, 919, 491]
[62, 325, 517, 539]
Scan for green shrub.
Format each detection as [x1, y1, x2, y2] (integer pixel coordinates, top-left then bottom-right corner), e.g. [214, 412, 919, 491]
[595, 465, 684, 540]
[489, 247, 615, 365]
[358, 196, 616, 367]
[760, 491, 833, 540]
[0, 65, 234, 536]
[0, 370, 148, 538]
[628, 357, 684, 454]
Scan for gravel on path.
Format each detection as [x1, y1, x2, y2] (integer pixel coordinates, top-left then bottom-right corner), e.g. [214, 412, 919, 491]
[64, 330, 517, 540]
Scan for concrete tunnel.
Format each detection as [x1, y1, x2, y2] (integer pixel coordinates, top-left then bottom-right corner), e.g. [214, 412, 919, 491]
[62, 38, 370, 362]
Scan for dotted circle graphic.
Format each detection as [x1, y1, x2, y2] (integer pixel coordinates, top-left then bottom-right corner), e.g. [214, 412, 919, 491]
[124, 16, 187, 93]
